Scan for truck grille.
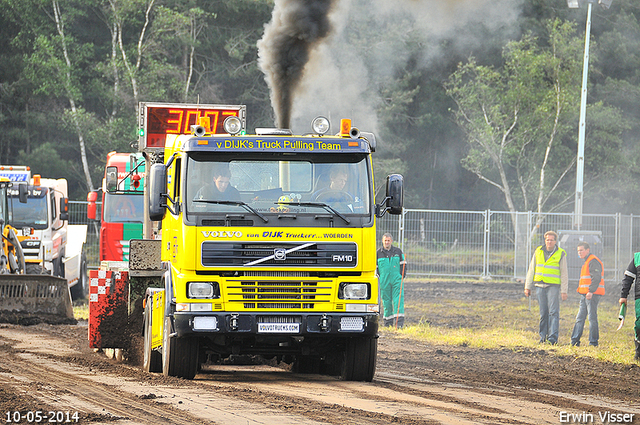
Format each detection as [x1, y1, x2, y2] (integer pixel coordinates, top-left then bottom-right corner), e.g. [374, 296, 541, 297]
[202, 242, 357, 268]
[226, 279, 332, 309]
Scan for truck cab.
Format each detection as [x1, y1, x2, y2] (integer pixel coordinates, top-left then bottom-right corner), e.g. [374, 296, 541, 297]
[143, 115, 403, 381]
[0, 166, 87, 299]
[87, 152, 145, 262]
[9, 176, 68, 274]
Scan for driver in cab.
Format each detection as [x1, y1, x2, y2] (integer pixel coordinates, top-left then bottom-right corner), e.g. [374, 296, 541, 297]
[312, 165, 353, 207]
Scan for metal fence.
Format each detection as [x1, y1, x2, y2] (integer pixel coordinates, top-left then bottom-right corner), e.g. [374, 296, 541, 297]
[378, 208, 640, 283]
[70, 200, 639, 283]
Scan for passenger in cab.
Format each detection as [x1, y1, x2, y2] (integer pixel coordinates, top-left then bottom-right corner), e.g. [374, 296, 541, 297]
[196, 165, 241, 202]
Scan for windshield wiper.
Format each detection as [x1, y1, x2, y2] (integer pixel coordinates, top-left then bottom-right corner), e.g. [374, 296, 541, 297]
[275, 201, 350, 224]
[193, 199, 268, 223]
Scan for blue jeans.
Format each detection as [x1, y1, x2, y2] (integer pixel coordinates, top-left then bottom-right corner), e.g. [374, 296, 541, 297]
[570, 294, 601, 346]
[537, 285, 560, 344]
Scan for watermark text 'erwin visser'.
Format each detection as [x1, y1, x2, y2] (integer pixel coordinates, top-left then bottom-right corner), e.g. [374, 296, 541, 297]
[559, 411, 635, 424]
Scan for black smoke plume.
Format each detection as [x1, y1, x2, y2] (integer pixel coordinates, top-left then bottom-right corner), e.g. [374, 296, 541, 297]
[258, 0, 335, 129]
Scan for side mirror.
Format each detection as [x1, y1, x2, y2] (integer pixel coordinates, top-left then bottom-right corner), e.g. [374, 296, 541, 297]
[18, 184, 28, 204]
[386, 174, 404, 215]
[376, 174, 404, 217]
[105, 166, 118, 192]
[148, 163, 167, 221]
[59, 197, 69, 221]
[87, 191, 98, 220]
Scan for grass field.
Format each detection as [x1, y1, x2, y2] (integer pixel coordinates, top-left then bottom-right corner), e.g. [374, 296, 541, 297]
[73, 283, 637, 365]
[73, 300, 89, 321]
[397, 297, 637, 365]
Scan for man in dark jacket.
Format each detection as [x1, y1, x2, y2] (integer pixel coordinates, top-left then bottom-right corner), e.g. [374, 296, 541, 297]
[196, 165, 241, 202]
[620, 252, 640, 361]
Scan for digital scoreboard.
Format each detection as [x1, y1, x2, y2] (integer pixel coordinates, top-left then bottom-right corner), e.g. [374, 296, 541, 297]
[138, 102, 246, 150]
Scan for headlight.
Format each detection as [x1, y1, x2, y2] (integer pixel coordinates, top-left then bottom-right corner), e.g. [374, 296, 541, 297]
[188, 282, 219, 299]
[311, 116, 330, 135]
[339, 283, 369, 300]
[223, 116, 242, 135]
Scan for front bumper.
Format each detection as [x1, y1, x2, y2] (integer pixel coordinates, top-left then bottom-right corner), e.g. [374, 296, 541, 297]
[172, 311, 378, 338]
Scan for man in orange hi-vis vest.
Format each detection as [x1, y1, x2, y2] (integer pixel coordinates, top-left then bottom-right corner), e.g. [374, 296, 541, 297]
[570, 242, 604, 347]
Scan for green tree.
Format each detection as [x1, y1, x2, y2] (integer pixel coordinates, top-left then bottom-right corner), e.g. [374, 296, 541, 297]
[446, 19, 624, 226]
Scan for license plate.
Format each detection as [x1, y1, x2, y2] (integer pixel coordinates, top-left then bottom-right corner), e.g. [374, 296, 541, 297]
[257, 323, 300, 333]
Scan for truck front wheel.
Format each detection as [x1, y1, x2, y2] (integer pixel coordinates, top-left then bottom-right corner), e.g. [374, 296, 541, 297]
[341, 337, 377, 382]
[162, 316, 199, 379]
[293, 355, 319, 374]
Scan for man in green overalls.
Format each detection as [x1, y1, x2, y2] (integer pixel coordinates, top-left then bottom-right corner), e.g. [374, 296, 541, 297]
[377, 233, 407, 328]
[619, 253, 640, 361]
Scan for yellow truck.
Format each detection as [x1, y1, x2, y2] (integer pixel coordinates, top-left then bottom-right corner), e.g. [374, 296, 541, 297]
[137, 104, 403, 381]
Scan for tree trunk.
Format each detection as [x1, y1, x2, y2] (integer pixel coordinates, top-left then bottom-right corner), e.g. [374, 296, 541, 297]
[52, 0, 93, 191]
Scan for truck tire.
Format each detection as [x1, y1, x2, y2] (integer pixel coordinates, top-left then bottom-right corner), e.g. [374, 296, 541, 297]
[25, 264, 49, 274]
[7, 229, 25, 274]
[319, 351, 343, 377]
[143, 301, 162, 373]
[293, 355, 319, 374]
[70, 252, 88, 301]
[341, 337, 377, 382]
[53, 256, 65, 278]
[162, 316, 198, 379]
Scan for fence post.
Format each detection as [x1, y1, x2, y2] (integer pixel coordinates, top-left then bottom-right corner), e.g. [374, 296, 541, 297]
[482, 209, 490, 278]
[615, 212, 619, 283]
[399, 208, 406, 251]
[527, 211, 532, 275]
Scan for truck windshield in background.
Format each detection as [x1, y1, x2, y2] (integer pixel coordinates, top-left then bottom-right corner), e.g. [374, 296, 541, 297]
[0, 185, 7, 224]
[9, 189, 49, 229]
[185, 155, 371, 218]
[103, 192, 144, 223]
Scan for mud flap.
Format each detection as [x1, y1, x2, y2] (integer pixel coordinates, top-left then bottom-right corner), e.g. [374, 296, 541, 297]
[0, 274, 73, 319]
[88, 270, 129, 349]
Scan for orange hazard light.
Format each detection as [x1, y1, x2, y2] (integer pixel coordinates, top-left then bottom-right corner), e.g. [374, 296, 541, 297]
[340, 119, 352, 137]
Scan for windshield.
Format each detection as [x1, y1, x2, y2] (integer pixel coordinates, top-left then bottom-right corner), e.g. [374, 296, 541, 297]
[103, 192, 145, 223]
[185, 156, 371, 216]
[10, 190, 49, 229]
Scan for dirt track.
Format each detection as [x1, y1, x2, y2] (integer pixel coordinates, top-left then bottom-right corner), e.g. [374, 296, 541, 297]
[0, 280, 638, 425]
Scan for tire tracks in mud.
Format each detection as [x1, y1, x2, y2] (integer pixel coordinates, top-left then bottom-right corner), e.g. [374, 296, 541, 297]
[191, 366, 545, 425]
[376, 356, 640, 423]
[0, 323, 638, 425]
[0, 350, 208, 425]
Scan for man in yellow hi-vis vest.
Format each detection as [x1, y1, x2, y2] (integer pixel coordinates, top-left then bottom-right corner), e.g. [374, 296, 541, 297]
[570, 242, 604, 347]
[524, 231, 569, 345]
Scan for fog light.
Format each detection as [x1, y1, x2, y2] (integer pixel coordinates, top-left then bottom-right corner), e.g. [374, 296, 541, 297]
[193, 316, 218, 330]
[340, 316, 364, 331]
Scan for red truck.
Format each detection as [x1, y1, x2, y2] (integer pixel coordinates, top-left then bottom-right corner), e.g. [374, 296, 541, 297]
[87, 152, 145, 262]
